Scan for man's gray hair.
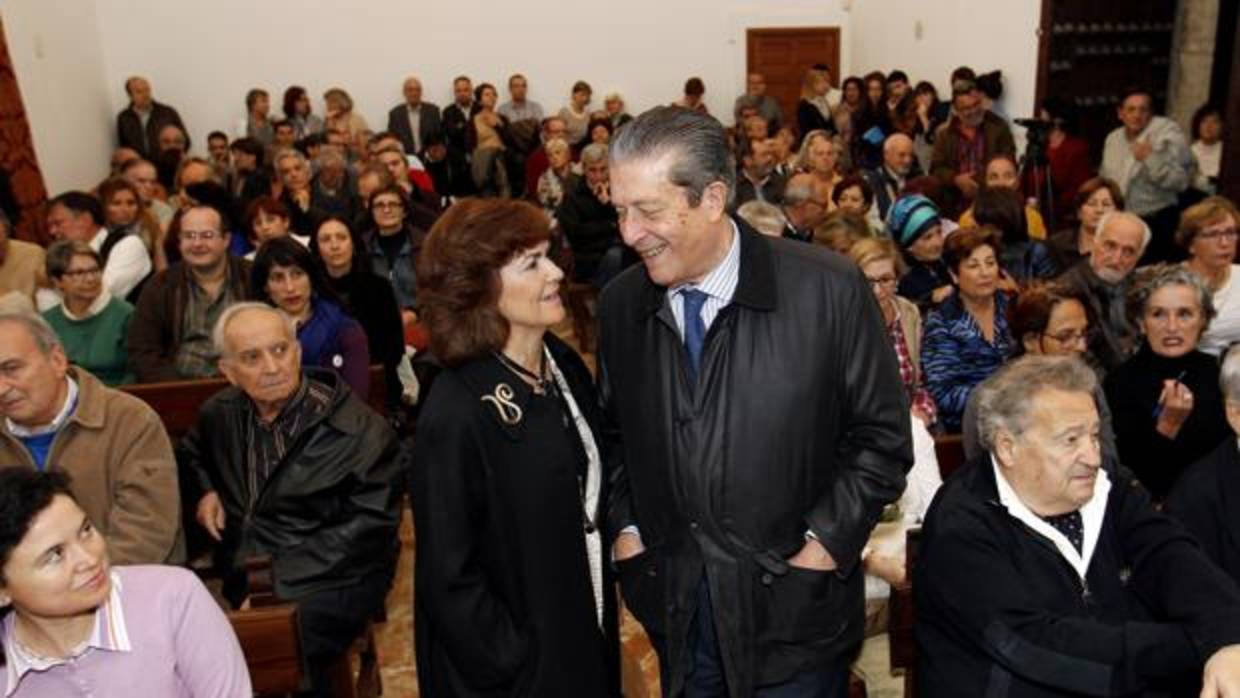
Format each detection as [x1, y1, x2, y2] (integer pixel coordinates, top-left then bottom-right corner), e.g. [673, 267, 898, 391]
[736, 200, 786, 237]
[315, 147, 347, 171]
[976, 355, 1098, 451]
[273, 147, 308, 169]
[609, 105, 735, 207]
[1097, 210, 1152, 252]
[212, 302, 297, 356]
[580, 143, 609, 166]
[0, 311, 63, 355]
[782, 173, 813, 207]
[1125, 262, 1216, 330]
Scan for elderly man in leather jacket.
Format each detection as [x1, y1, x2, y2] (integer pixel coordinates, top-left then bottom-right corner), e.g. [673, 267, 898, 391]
[603, 106, 911, 697]
[917, 356, 1240, 696]
[178, 302, 401, 698]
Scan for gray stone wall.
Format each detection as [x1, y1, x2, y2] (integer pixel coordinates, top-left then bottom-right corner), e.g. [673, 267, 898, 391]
[1168, 0, 1219, 131]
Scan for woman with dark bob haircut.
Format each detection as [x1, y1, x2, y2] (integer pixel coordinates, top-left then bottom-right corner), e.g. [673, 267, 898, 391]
[251, 236, 371, 398]
[0, 469, 250, 696]
[411, 198, 619, 696]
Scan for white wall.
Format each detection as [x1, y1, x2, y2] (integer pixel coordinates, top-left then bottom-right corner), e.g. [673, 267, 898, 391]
[850, 0, 1043, 145]
[4, 1, 113, 194]
[9, 0, 1045, 192]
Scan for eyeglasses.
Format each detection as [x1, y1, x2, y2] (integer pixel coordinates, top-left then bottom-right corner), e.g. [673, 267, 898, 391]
[865, 275, 898, 288]
[61, 267, 103, 280]
[372, 200, 404, 211]
[1197, 227, 1239, 242]
[181, 229, 222, 241]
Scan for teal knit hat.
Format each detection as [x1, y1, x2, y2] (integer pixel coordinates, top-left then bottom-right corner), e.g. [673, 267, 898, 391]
[886, 194, 941, 248]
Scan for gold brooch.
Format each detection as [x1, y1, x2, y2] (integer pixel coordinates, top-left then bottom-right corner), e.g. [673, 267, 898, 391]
[481, 383, 523, 425]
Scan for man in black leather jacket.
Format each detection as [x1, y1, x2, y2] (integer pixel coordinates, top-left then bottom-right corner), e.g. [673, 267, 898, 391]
[602, 106, 911, 697]
[178, 303, 401, 697]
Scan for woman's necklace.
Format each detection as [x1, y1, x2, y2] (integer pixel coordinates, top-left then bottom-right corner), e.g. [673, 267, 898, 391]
[495, 348, 551, 394]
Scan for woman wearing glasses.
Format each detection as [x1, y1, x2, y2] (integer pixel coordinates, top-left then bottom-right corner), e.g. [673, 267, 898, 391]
[960, 281, 1118, 462]
[361, 185, 424, 330]
[41, 241, 135, 386]
[1181, 196, 1240, 356]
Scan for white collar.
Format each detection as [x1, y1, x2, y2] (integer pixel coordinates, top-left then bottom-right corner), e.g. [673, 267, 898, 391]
[61, 292, 112, 321]
[990, 455, 1111, 580]
[6, 377, 78, 438]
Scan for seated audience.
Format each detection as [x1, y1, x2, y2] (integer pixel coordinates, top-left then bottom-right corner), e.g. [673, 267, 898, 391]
[1046, 176, 1123, 271]
[733, 138, 785, 207]
[862, 133, 920, 221]
[310, 146, 356, 220]
[1100, 88, 1193, 263]
[243, 196, 307, 261]
[1105, 264, 1230, 500]
[0, 210, 44, 304]
[780, 171, 833, 243]
[411, 198, 618, 696]
[524, 116, 569, 196]
[586, 115, 613, 145]
[559, 80, 593, 146]
[735, 200, 786, 237]
[816, 209, 872, 254]
[1182, 196, 1240, 356]
[603, 91, 632, 130]
[557, 143, 625, 288]
[890, 194, 953, 310]
[225, 136, 270, 212]
[1056, 211, 1149, 372]
[361, 185, 425, 325]
[536, 137, 577, 215]
[1028, 96, 1093, 227]
[235, 88, 272, 146]
[311, 216, 405, 407]
[1166, 344, 1240, 585]
[273, 148, 326, 236]
[1190, 102, 1224, 197]
[834, 75, 865, 146]
[110, 146, 141, 176]
[922, 226, 1015, 433]
[116, 76, 187, 159]
[736, 72, 783, 131]
[251, 236, 370, 398]
[849, 237, 936, 425]
[0, 312, 180, 563]
[796, 67, 834, 138]
[917, 355, 1240, 695]
[96, 177, 158, 300]
[206, 130, 231, 181]
[121, 157, 175, 232]
[46, 190, 150, 302]
[851, 71, 892, 172]
[283, 84, 325, 140]
[971, 186, 1058, 283]
[0, 469, 248, 697]
[959, 154, 1049, 240]
[832, 173, 878, 231]
[128, 203, 252, 382]
[798, 129, 842, 201]
[961, 281, 1118, 462]
[929, 78, 1015, 217]
[322, 86, 369, 141]
[42, 241, 134, 386]
[271, 119, 297, 153]
[179, 303, 400, 697]
[672, 76, 709, 115]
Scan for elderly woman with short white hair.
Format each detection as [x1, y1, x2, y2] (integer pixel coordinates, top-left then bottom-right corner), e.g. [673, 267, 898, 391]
[1104, 263, 1231, 500]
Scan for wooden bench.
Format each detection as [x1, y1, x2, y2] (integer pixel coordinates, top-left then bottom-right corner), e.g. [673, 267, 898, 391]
[933, 434, 966, 481]
[888, 527, 921, 697]
[122, 364, 389, 441]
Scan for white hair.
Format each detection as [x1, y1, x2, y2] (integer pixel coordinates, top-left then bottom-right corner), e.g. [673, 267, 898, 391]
[212, 302, 297, 357]
[1096, 210, 1152, 252]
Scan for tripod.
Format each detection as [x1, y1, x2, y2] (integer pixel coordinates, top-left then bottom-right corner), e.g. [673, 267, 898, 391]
[1020, 129, 1055, 233]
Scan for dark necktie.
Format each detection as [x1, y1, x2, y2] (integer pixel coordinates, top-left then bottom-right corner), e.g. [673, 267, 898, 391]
[682, 288, 708, 381]
[1042, 510, 1084, 554]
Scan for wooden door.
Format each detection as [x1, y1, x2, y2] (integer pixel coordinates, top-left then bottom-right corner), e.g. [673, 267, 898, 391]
[0, 16, 48, 243]
[747, 27, 841, 131]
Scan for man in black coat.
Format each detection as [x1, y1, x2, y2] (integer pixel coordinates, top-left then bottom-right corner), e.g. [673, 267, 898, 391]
[602, 106, 911, 697]
[917, 355, 1240, 696]
[387, 76, 441, 157]
[557, 143, 628, 288]
[116, 76, 187, 158]
[178, 303, 402, 698]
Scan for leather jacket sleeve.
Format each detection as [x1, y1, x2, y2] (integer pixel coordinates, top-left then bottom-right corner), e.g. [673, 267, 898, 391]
[805, 273, 911, 572]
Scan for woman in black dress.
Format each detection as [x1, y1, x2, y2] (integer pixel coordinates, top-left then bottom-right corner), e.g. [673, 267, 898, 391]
[411, 198, 618, 697]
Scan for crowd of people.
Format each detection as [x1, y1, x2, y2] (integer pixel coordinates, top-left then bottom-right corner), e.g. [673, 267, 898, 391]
[0, 58, 1238, 698]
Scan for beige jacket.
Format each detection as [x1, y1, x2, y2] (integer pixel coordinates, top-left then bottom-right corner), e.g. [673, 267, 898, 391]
[0, 368, 182, 564]
[894, 294, 924, 384]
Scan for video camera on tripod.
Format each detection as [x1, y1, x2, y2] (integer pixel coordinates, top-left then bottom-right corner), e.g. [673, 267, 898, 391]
[1015, 117, 1058, 229]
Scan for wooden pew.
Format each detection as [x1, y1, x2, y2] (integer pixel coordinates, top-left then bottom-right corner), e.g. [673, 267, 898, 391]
[933, 434, 966, 481]
[228, 604, 304, 696]
[888, 527, 921, 697]
[122, 364, 389, 441]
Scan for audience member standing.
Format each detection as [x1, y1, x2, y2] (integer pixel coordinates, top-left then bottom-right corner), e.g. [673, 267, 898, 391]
[442, 76, 475, 169]
[498, 72, 545, 124]
[283, 85, 324, 140]
[1190, 102, 1224, 198]
[115, 76, 186, 159]
[559, 80, 593, 146]
[1099, 88, 1193, 263]
[735, 72, 783, 131]
[930, 79, 1015, 218]
[387, 75, 442, 157]
[235, 88, 273, 147]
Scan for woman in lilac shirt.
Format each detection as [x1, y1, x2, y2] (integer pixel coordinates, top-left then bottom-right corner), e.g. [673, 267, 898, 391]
[0, 469, 250, 697]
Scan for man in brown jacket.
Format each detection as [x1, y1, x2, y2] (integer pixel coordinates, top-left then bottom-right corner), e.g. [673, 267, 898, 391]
[0, 312, 182, 564]
[930, 79, 1015, 217]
